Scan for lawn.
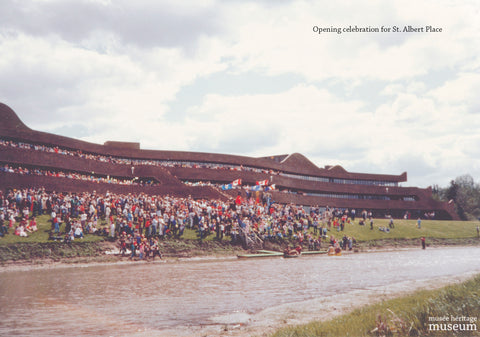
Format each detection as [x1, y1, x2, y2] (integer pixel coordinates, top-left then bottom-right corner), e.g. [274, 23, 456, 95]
[326, 218, 480, 243]
[0, 213, 223, 246]
[1, 215, 479, 246]
[0, 214, 106, 245]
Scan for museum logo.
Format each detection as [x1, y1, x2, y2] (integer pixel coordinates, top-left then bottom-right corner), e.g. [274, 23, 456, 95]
[428, 316, 477, 332]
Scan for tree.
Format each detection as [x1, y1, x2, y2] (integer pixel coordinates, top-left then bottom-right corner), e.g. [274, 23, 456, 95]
[440, 175, 480, 220]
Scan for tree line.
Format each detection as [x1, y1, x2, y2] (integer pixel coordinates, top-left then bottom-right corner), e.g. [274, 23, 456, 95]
[433, 174, 480, 220]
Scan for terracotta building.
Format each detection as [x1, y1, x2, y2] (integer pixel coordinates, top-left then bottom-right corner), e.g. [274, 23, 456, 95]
[0, 103, 458, 219]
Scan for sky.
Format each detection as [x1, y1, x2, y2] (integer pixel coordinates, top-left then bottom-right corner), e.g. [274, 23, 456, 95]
[1, 0, 479, 188]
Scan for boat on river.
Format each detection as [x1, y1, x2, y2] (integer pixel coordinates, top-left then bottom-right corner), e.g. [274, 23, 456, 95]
[237, 249, 326, 259]
[283, 252, 301, 258]
[237, 252, 281, 258]
[327, 246, 342, 256]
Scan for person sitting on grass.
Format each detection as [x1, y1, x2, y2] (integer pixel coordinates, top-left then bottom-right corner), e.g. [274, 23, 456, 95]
[74, 225, 84, 239]
[67, 228, 75, 241]
[26, 217, 38, 232]
[15, 224, 28, 237]
[64, 232, 72, 243]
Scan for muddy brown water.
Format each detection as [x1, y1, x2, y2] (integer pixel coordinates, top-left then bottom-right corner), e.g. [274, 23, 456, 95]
[1, 247, 480, 336]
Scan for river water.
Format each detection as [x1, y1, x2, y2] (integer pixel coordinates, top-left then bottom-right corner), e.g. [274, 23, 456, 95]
[1, 247, 480, 336]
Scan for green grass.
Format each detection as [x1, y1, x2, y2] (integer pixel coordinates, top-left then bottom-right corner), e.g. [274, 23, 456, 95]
[1, 217, 479, 246]
[326, 218, 480, 243]
[0, 213, 227, 246]
[271, 274, 480, 337]
[0, 214, 105, 245]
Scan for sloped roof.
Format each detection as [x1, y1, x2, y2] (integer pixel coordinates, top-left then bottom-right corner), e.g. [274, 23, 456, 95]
[280, 153, 322, 173]
[0, 103, 30, 131]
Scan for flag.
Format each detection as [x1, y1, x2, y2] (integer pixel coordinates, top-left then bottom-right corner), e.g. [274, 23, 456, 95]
[256, 179, 268, 186]
[221, 184, 233, 190]
[265, 184, 276, 191]
[232, 179, 242, 186]
[250, 185, 262, 191]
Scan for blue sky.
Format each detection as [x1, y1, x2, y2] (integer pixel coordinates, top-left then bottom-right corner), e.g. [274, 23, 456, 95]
[1, 0, 479, 188]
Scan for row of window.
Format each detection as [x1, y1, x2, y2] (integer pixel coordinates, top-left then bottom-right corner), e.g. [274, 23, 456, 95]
[303, 192, 416, 201]
[1, 137, 402, 188]
[279, 172, 399, 187]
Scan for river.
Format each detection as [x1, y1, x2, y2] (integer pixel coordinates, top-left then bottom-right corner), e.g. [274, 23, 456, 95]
[1, 247, 480, 336]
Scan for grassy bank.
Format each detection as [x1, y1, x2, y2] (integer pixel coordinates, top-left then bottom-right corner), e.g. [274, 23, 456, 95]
[1, 216, 479, 264]
[271, 274, 480, 337]
[0, 214, 246, 263]
[0, 239, 245, 264]
[326, 218, 480, 242]
[0, 241, 111, 262]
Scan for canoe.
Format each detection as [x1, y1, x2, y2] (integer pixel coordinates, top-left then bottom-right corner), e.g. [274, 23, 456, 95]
[237, 253, 282, 258]
[302, 250, 327, 255]
[256, 250, 284, 256]
[237, 250, 327, 259]
[283, 252, 301, 258]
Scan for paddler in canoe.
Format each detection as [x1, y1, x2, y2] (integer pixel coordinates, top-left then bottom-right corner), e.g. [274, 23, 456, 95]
[284, 244, 302, 257]
[327, 243, 342, 256]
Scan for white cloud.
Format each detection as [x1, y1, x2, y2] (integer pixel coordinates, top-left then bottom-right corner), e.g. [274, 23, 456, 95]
[0, 0, 479, 188]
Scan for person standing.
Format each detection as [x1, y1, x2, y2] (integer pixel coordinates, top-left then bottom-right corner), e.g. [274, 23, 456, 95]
[417, 218, 421, 229]
[421, 236, 426, 249]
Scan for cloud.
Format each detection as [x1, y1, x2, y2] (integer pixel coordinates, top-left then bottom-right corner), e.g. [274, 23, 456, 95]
[179, 85, 369, 157]
[0, 0, 479, 189]
[0, 0, 222, 50]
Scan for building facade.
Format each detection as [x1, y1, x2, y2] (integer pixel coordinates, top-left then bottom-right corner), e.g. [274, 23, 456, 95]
[0, 103, 458, 219]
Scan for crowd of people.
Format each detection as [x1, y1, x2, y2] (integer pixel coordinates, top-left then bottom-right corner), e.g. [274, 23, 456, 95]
[1, 164, 157, 186]
[0, 186, 361, 255]
[0, 138, 277, 175]
[0, 138, 399, 201]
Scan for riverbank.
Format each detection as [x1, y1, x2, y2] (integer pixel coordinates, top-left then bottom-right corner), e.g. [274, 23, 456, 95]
[0, 238, 245, 271]
[1, 236, 479, 273]
[2, 216, 479, 270]
[269, 272, 480, 337]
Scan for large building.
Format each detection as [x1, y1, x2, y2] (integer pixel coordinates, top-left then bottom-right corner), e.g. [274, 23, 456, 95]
[0, 103, 458, 219]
